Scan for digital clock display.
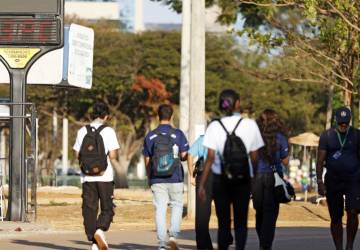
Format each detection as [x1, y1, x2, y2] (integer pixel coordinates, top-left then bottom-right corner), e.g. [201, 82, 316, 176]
[0, 18, 60, 46]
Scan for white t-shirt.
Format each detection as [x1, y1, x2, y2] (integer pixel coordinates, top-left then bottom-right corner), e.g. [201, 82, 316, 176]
[203, 114, 264, 175]
[73, 122, 120, 183]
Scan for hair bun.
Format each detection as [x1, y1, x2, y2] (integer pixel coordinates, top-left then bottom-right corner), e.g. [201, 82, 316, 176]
[221, 99, 231, 109]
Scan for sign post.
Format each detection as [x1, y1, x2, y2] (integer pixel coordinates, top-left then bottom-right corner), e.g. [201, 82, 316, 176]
[0, 0, 64, 221]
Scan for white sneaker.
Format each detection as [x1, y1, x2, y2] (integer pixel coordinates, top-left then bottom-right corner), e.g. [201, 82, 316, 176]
[168, 237, 179, 250]
[94, 229, 109, 250]
[91, 243, 99, 250]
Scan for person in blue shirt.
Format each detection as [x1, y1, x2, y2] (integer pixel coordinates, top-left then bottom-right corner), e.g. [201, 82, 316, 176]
[317, 106, 360, 250]
[252, 109, 289, 250]
[188, 134, 213, 250]
[143, 104, 189, 250]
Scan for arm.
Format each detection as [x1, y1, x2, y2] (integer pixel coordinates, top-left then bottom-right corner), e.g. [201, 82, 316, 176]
[75, 151, 79, 160]
[198, 148, 215, 201]
[316, 149, 327, 196]
[316, 150, 327, 182]
[187, 154, 194, 179]
[249, 150, 259, 176]
[144, 156, 151, 178]
[109, 149, 121, 170]
[180, 151, 188, 161]
[281, 156, 290, 167]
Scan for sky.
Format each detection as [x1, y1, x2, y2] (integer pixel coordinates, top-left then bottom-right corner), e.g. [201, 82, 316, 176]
[143, 0, 181, 24]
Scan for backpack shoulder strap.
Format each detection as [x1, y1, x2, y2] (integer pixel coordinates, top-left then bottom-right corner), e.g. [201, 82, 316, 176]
[232, 118, 243, 135]
[214, 119, 229, 136]
[96, 124, 108, 134]
[85, 125, 93, 133]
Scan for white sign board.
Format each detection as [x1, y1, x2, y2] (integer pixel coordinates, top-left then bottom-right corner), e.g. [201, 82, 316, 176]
[0, 23, 94, 89]
[67, 24, 94, 89]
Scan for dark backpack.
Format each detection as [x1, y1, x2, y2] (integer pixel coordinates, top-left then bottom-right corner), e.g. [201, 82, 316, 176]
[79, 125, 108, 176]
[216, 118, 250, 181]
[151, 128, 180, 177]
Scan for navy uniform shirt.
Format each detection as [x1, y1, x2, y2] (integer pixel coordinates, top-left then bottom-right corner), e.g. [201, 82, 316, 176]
[143, 124, 189, 185]
[319, 127, 360, 179]
[257, 133, 289, 174]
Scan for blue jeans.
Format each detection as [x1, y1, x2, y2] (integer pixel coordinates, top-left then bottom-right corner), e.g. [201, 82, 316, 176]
[151, 182, 184, 247]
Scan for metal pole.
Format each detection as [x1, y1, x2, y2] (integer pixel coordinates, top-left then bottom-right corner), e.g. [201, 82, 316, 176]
[8, 69, 26, 221]
[180, 0, 192, 216]
[188, 0, 206, 219]
[62, 117, 68, 179]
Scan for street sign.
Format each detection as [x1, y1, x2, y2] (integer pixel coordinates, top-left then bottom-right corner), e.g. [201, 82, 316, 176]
[67, 24, 94, 89]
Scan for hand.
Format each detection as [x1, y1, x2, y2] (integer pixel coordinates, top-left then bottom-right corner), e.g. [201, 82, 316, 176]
[317, 181, 326, 196]
[198, 185, 206, 202]
[191, 176, 196, 186]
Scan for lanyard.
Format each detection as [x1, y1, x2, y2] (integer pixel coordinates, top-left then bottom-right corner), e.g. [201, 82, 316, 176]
[336, 128, 349, 149]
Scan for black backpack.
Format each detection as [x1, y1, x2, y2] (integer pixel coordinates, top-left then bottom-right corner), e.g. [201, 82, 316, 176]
[79, 125, 108, 176]
[216, 118, 250, 181]
[151, 128, 180, 177]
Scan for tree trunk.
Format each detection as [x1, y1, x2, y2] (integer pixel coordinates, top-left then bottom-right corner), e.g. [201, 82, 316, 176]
[113, 154, 130, 188]
[326, 83, 334, 129]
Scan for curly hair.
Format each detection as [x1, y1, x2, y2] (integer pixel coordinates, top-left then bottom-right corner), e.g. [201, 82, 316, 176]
[257, 109, 288, 164]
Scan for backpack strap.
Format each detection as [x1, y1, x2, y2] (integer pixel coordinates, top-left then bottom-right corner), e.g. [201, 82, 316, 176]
[85, 125, 92, 133]
[96, 124, 107, 134]
[216, 118, 243, 135]
[231, 118, 243, 135]
[215, 119, 229, 136]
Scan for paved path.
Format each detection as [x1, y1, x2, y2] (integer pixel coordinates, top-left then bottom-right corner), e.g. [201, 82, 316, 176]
[0, 227, 359, 249]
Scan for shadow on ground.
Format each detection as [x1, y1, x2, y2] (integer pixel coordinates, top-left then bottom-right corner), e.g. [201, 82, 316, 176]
[9, 227, 360, 250]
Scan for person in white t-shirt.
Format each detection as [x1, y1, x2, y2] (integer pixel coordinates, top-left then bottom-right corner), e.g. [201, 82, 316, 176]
[73, 102, 120, 250]
[198, 89, 264, 250]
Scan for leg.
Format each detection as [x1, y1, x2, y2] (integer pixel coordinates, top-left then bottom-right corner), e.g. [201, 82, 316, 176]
[251, 174, 264, 245]
[326, 191, 345, 250]
[196, 172, 214, 250]
[195, 173, 213, 250]
[82, 182, 99, 242]
[232, 181, 251, 250]
[345, 210, 358, 250]
[97, 182, 115, 231]
[259, 173, 279, 249]
[213, 175, 232, 250]
[151, 183, 170, 247]
[168, 182, 184, 239]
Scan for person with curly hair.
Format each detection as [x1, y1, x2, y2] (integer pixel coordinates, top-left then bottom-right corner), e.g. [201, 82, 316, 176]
[252, 109, 290, 250]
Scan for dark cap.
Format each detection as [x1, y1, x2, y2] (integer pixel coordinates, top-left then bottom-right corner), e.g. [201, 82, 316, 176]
[335, 106, 351, 124]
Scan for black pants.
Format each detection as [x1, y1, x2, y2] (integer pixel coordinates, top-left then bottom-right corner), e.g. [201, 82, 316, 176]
[195, 172, 213, 250]
[212, 174, 251, 250]
[82, 181, 115, 242]
[252, 173, 279, 250]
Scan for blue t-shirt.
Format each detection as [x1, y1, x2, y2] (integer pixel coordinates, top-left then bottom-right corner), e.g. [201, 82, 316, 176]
[257, 133, 289, 173]
[319, 127, 360, 178]
[188, 135, 207, 159]
[143, 124, 189, 185]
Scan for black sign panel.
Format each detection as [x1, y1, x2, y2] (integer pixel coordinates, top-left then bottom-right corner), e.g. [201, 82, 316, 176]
[0, 0, 63, 46]
[0, 18, 60, 45]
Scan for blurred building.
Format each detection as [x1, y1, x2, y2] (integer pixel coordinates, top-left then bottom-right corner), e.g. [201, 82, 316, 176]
[65, 0, 144, 33]
[65, 0, 229, 33]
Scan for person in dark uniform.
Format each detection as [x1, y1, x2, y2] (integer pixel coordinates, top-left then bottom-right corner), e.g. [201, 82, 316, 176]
[188, 134, 213, 250]
[317, 106, 360, 250]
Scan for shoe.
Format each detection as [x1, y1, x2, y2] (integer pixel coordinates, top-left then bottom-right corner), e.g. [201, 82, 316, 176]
[94, 229, 109, 250]
[91, 243, 99, 250]
[168, 237, 179, 250]
[158, 247, 167, 250]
